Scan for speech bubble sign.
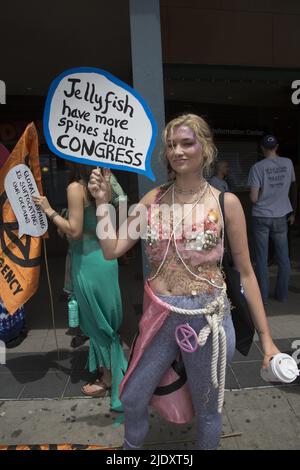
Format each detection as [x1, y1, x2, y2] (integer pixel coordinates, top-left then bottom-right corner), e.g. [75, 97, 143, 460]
[4, 164, 48, 238]
[43, 67, 157, 180]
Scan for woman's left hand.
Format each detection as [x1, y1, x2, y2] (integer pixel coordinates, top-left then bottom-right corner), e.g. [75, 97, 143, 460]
[262, 343, 281, 369]
[32, 194, 52, 215]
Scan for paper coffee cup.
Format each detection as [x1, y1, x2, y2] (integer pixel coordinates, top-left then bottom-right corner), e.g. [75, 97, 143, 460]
[260, 353, 299, 383]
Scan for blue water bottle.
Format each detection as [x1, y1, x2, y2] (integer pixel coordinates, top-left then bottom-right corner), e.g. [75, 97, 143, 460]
[68, 296, 79, 328]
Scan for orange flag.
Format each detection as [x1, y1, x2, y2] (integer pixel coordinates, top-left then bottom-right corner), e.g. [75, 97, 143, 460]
[0, 122, 45, 314]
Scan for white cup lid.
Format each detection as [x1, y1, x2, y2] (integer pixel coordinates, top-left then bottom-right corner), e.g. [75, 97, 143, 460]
[272, 353, 299, 382]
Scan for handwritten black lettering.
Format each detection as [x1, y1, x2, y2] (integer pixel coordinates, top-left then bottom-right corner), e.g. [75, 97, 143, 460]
[62, 100, 90, 120]
[103, 128, 135, 148]
[18, 196, 30, 224]
[53, 74, 149, 172]
[95, 114, 128, 130]
[64, 78, 82, 99]
[13, 181, 20, 194]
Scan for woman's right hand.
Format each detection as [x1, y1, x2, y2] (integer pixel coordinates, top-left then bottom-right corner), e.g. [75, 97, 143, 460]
[32, 194, 52, 216]
[88, 168, 112, 203]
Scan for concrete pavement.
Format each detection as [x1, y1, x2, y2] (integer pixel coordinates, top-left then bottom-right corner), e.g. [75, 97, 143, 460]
[0, 232, 299, 450]
[0, 384, 300, 450]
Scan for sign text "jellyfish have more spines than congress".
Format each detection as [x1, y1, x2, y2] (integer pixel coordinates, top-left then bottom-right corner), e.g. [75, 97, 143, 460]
[43, 67, 157, 180]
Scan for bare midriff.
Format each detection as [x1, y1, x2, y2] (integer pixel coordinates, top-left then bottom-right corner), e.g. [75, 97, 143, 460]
[149, 257, 224, 296]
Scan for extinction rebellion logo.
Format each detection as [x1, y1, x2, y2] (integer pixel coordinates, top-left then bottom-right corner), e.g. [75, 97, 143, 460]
[0, 80, 6, 104]
[291, 80, 300, 105]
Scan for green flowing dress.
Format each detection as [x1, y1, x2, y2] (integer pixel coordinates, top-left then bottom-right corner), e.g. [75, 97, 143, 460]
[69, 196, 127, 412]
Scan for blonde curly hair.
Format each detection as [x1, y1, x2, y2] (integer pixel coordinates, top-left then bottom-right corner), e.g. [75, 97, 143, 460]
[162, 114, 217, 178]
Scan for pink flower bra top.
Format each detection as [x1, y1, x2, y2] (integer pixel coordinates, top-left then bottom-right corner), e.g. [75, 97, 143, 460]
[146, 184, 224, 275]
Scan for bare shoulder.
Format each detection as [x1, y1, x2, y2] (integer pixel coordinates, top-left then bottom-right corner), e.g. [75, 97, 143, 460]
[67, 181, 86, 199]
[67, 181, 84, 191]
[224, 192, 242, 209]
[224, 192, 244, 221]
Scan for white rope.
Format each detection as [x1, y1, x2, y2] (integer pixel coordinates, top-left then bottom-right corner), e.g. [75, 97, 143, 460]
[161, 289, 226, 315]
[217, 326, 227, 413]
[147, 184, 175, 282]
[162, 289, 228, 414]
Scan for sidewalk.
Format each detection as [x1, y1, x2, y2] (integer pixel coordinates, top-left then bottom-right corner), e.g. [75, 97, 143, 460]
[0, 236, 300, 450]
[0, 385, 299, 450]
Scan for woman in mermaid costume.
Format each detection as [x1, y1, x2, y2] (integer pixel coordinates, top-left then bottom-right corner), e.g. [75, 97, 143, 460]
[88, 114, 279, 449]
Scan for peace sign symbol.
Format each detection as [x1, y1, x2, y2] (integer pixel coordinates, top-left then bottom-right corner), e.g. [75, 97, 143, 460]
[0, 192, 41, 267]
[175, 323, 199, 353]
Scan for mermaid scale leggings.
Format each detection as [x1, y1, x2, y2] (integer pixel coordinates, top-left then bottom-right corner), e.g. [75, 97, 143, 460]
[121, 293, 235, 450]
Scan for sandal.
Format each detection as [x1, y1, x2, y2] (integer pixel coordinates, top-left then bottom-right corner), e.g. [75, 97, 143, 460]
[81, 378, 111, 397]
[70, 334, 89, 348]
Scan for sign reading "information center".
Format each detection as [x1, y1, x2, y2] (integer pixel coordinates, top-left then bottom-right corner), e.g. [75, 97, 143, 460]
[0, 81, 6, 104]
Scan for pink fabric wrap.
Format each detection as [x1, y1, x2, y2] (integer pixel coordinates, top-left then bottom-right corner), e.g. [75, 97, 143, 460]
[119, 282, 194, 424]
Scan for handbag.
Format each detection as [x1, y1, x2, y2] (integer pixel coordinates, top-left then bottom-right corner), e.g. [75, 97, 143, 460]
[219, 192, 255, 356]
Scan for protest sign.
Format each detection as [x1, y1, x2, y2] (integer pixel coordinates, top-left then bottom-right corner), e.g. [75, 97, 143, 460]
[4, 164, 48, 238]
[43, 67, 157, 180]
[0, 123, 45, 314]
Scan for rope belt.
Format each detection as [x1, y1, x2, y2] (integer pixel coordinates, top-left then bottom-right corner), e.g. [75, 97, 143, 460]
[163, 289, 228, 413]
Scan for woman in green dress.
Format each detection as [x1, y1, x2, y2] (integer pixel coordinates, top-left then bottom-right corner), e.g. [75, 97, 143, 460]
[33, 164, 127, 411]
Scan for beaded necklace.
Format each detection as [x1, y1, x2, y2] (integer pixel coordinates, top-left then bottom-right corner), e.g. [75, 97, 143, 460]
[173, 190, 201, 205]
[174, 181, 206, 196]
[147, 183, 225, 290]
